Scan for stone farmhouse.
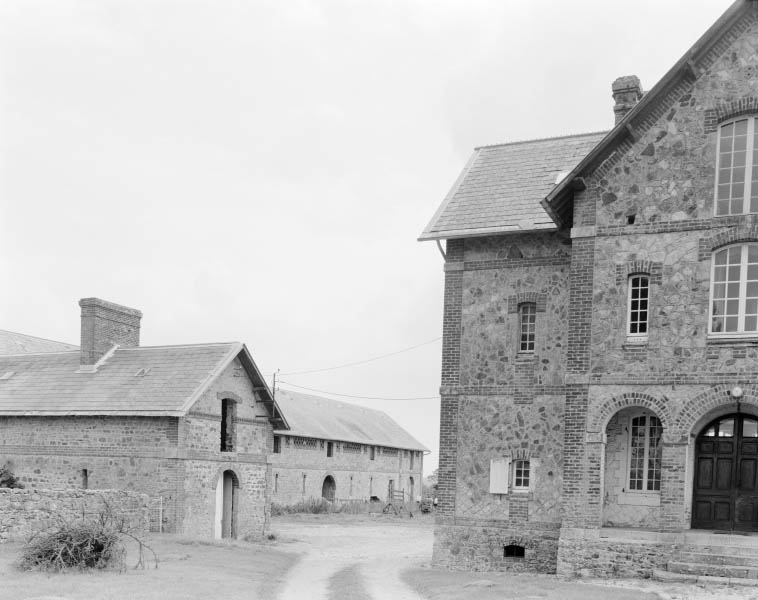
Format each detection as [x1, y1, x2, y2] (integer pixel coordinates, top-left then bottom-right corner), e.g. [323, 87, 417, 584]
[0, 297, 288, 540]
[270, 389, 427, 505]
[421, 0, 758, 579]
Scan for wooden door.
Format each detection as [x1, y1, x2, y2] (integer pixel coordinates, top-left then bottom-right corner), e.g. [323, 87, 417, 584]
[692, 415, 758, 531]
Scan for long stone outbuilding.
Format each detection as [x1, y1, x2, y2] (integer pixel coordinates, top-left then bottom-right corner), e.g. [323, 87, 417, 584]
[0, 298, 288, 540]
[421, 0, 758, 580]
[270, 389, 426, 506]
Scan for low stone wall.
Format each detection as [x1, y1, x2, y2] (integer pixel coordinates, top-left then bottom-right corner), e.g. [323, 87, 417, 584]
[557, 527, 678, 577]
[433, 518, 560, 573]
[0, 488, 149, 543]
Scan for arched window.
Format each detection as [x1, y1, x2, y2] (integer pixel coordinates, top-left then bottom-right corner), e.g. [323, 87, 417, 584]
[710, 243, 758, 335]
[628, 413, 662, 492]
[519, 303, 536, 352]
[716, 117, 758, 216]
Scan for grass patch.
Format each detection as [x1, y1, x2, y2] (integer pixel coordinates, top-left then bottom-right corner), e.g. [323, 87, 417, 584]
[400, 567, 660, 600]
[271, 497, 373, 516]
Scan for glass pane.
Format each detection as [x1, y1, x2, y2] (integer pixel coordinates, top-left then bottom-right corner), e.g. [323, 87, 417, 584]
[725, 316, 739, 331]
[719, 418, 735, 437]
[746, 315, 757, 331]
[703, 426, 717, 437]
[744, 419, 758, 438]
[749, 245, 758, 262]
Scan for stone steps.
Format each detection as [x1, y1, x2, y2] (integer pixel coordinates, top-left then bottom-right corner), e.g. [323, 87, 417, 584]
[667, 560, 758, 578]
[677, 550, 758, 567]
[654, 568, 758, 586]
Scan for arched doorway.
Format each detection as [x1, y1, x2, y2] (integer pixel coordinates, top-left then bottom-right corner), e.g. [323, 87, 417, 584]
[215, 470, 239, 539]
[322, 475, 336, 501]
[693, 414, 758, 531]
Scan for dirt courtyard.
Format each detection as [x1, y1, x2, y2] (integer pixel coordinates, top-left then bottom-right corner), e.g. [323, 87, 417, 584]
[3, 513, 758, 599]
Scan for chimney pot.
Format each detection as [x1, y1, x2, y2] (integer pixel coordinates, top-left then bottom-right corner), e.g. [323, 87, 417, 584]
[79, 298, 142, 366]
[612, 75, 643, 126]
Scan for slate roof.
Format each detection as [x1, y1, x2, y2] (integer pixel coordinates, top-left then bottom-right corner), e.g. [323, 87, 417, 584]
[419, 131, 607, 241]
[0, 330, 78, 355]
[273, 389, 428, 452]
[0, 342, 283, 422]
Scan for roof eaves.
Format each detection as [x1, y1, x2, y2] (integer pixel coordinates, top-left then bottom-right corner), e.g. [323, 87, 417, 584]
[238, 344, 290, 430]
[418, 222, 556, 242]
[273, 429, 429, 452]
[0, 410, 185, 417]
[544, 0, 748, 213]
[418, 149, 481, 242]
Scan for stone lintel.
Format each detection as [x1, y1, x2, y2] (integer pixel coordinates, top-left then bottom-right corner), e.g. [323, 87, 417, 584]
[570, 225, 596, 239]
[443, 262, 464, 272]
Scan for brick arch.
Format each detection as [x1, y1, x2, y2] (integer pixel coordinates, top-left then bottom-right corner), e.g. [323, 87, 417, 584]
[614, 260, 663, 285]
[507, 291, 547, 313]
[589, 392, 672, 433]
[216, 391, 242, 403]
[698, 227, 758, 259]
[674, 384, 758, 436]
[715, 98, 758, 124]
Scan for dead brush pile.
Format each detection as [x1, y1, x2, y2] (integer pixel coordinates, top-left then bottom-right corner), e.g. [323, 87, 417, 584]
[19, 519, 125, 571]
[18, 504, 156, 572]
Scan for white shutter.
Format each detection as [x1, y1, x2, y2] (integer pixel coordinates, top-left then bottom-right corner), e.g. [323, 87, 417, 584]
[489, 458, 511, 494]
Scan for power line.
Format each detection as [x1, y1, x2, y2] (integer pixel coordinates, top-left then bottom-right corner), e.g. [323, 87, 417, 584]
[278, 380, 439, 401]
[278, 336, 442, 376]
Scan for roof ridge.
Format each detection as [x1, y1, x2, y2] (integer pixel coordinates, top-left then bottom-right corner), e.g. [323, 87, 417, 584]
[0, 329, 77, 347]
[0, 349, 79, 357]
[474, 130, 609, 151]
[118, 342, 240, 350]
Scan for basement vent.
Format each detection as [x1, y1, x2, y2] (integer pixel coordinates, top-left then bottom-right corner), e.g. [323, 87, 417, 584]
[134, 367, 152, 377]
[0, 371, 15, 380]
[504, 544, 526, 559]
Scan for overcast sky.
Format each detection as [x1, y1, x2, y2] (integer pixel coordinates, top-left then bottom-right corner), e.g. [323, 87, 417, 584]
[0, 0, 735, 475]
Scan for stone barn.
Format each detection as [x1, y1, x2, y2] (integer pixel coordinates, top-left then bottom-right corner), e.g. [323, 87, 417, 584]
[0, 298, 288, 539]
[270, 389, 426, 506]
[421, 0, 758, 580]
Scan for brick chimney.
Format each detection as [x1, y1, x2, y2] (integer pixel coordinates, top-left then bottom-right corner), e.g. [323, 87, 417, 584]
[79, 298, 142, 366]
[612, 75, 643, 125]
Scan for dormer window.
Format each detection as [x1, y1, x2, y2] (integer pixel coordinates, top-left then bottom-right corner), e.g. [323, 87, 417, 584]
[716, 117, 758, 216]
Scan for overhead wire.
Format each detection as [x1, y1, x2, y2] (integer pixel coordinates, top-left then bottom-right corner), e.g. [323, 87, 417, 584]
[277, 336, 441, 376]
[278, 380, 439, 401]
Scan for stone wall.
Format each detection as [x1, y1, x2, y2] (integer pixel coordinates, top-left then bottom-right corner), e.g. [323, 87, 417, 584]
[0, 356, 275, 540]
[270, 437, 423, 505]
[432, 233, 569, 572]
[0, 488, 149, 543]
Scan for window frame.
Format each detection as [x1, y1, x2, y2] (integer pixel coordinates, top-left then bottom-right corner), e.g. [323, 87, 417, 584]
[626, 412, 662, 493]
[220, 398, 236, 453]
[714, 117, 758, 216]
[627, 274, 650, 339]
[512, 459, 530, 493]
[709, 243, 758, 338]
[518, 303, 537, 353]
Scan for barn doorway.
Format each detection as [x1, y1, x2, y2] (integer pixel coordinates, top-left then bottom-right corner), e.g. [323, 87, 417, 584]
[322, 475, 336, 501]
[215, 470, 239, 539]
[409, 476, 415, 500]
[693, 414, 758, 531]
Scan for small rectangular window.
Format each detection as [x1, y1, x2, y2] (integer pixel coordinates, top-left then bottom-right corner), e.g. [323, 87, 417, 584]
[370, 446, 375, 460]
[410, 451, 414, 470]
[273, 435, 281, 454]
[519, 304, 536, 352]
[513, 459, 530, 491]
[628, 275, 649, 337]
[220, 399, 235, 452]
[327, 441, 334, 457]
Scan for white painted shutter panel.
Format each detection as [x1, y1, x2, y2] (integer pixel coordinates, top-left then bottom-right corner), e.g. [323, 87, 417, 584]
[489, 458, 510, 494]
